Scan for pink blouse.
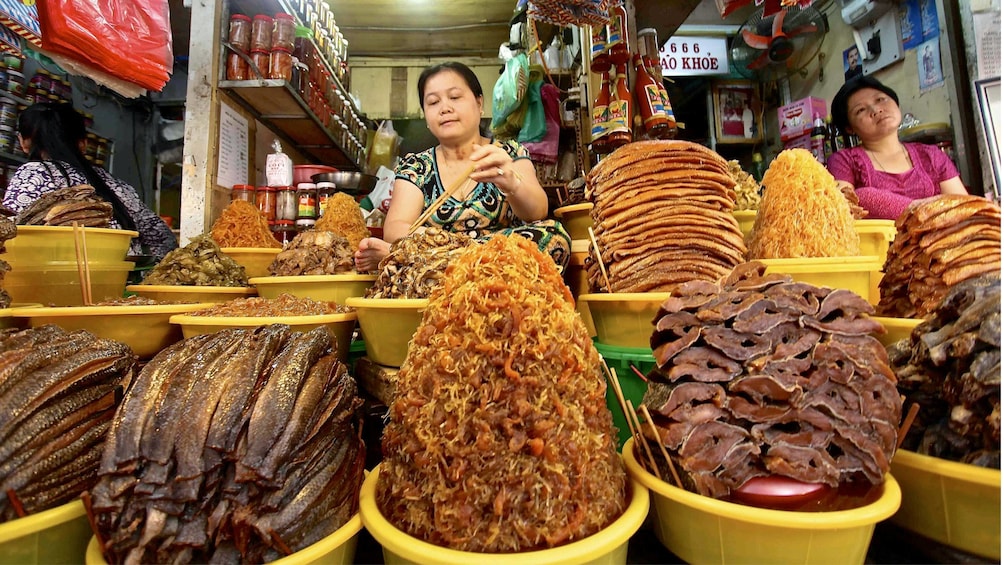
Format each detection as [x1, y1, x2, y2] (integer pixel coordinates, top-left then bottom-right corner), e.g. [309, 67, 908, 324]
[826, 143, 960, 220]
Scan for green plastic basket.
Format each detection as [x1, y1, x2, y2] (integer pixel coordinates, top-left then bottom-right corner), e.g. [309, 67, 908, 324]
[594, 340, 654, 450]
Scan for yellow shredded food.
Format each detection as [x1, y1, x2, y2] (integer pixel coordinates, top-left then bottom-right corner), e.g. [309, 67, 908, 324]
[747, 148, 860, 258]
[314, 193, 370, 250]
[377, 235, 627, 553]
[210, 200, 282, 249]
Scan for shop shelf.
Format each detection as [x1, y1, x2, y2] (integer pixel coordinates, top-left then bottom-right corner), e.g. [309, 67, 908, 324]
[219, 78, 358, 170]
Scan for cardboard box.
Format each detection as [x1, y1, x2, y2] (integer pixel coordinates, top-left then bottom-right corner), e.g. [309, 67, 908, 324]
[784, 132, 827, 164]
[778, 96, 828, 142]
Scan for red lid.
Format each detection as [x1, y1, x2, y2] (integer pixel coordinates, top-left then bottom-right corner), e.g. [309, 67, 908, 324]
[230, 13, 251, 21]
[276, 185, 295, 191]
[257, 185, 276, 192]
[274, 13, 295, 21]
[250, 48, 271, 54]
[271, 46, 292, 54]
[253, 14, 273, 21]
[273, 219, 295, 226]
[232, 184, 253, 190]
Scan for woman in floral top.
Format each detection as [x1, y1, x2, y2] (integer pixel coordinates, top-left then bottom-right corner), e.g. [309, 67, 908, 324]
[354, 62, 570, 272]
[2, 102, 177, 261]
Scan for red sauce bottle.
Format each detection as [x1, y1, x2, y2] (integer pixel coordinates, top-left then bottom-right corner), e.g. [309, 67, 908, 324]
[589, 23, 610, 72]
[606, 63, 632, 149]
[606, 1, 630, 66]
[590, 70, 612, 155]
[633, 53, 670, 139]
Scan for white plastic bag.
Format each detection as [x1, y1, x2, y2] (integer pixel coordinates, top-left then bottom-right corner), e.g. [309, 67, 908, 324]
[362, 165, 396, 213]
[265, 139, 293, 187]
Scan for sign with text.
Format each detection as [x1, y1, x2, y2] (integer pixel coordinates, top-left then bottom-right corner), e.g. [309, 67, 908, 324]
[660, 36, 729, 76]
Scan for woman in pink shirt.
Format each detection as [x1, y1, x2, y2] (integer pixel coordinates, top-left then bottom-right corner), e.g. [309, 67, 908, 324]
[826, 76, 968, 220]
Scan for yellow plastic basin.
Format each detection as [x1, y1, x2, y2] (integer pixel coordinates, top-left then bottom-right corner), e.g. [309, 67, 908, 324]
[10, 303, 210, 359]
[7, 261, 134, 306]
[759, 255, 883, 305]
[733, 210, 757, 238]
[170, 312, 358, 362]
[0, 499, 92, 565]
[554, 203, 594, 240]
[890, 450, 1000, 559]
[871, 316, 922, 348]
[5, 226, 137, 265]
[126, 284, 257, 304]
[624, 438, 901, 565]
[577, 293, 670, 348]
[249, 274, 376, 305]
[85, 511, 363, 565]
[344, 298, 427, 367]
[221, 247, 281, 278]
[359, 464, 649, 565]
[853, 220, 896, 263]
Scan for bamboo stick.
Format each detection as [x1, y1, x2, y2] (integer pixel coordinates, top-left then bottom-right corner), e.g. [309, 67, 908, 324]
[640, 404, 683, 489]
[587, 226, 611, 292]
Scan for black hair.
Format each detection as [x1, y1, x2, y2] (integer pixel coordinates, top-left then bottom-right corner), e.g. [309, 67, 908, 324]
[18, 102, 135, 231]
[830, 75, 899, 134]
[417, 62, 483, 109]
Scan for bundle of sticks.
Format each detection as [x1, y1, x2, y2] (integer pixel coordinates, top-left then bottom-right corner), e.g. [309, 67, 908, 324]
[877, 195, 1001, 318]
[584, 140, 747, 293]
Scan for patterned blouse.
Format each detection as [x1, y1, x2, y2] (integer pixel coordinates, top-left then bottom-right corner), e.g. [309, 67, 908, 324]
[2, 160, 179, 261]
[396, 140, 571, 268]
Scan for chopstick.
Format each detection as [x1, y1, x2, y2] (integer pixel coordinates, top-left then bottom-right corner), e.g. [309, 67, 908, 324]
[587, 226, 611, 293]
[601, 358, 662, 479]
[72, 222, 92, 306]
[408, 166, 475, 236]
[641, 404, 683, 489]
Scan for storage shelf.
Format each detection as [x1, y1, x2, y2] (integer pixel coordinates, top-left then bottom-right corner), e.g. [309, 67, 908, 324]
[219, 79, 358, 170]
[0, 151, 27, 165]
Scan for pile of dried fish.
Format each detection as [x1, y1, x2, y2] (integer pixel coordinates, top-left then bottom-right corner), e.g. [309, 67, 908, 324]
[640, 262, 902, 498]
[141, 235, 248, 286]
[889, 275, 1000, 468]
[378, 235, 626, 552]
[585, 140, 747, 292]
[15, 185, 113, 227]
[365, 227, 474, 298]
[0, 325, 133, 521]
[0, 212, 14, 308]
[878, 195, 1001, 318]
[89, 325, 365, 564]
[269, 230, 355, 276]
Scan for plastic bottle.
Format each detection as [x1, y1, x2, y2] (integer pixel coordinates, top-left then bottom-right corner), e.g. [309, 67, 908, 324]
[605, 63, 632, 149]
[632, 53, 669, 139]
[590, 70, 612, 155]
[828, 115, 846, 154]
[606, 1, 630, 65]
[751, 152, 767, 184]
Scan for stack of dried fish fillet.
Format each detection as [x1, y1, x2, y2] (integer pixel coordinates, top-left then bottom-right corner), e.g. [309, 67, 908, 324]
[89, 325, 365, 563]
[15, 185, 113, 227]
[585, 140, 747, 292]
[641, 262, 902, 498]
[365, 227, 474, 298]
[0, 325, 133, 521]
[268, 230, 356, 275]
[889, 275, 1000, 468]
[877, 194, 1001, 318]
[747, 149, 860, 258]
[0, 212, 14, 308]
[378, 235, 627, 552]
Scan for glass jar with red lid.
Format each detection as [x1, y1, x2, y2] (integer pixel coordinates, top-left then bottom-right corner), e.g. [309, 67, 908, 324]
[269, 47, 293, 81]
[251, 14, 273, 52]
[272, 13, 296, 51]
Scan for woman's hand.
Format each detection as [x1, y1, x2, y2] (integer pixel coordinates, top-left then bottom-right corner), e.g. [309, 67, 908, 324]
[354, 237, 391, 273]
[468, 143, 523, 197]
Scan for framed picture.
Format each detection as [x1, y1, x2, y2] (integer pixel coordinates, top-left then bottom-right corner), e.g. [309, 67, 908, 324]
[974, 76, 1001, 200]
[711, 80, 762, 144]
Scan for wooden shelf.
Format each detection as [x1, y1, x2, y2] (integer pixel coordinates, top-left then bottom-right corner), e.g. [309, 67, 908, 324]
[219, 79, 359, 170]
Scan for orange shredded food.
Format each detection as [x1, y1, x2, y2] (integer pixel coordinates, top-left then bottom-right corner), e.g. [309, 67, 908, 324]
[210, 200, 282, 249]
[314, 193, 370, 250]
[748, 148, 860, 258]
[377, 235, 627, 553]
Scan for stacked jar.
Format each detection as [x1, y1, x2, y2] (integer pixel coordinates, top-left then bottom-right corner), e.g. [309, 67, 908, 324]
[270, 13, 295, 82]
[251, 14, 273, 80]
[256, 185, 277, 221]
[295, 182, 317, 229]
[226, 13, 252, 81]
[316, 180, 336, 216]
[231, 184, 255, 203]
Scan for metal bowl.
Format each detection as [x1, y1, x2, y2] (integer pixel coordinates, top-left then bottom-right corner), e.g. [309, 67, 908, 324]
[311, 171, 379, 196]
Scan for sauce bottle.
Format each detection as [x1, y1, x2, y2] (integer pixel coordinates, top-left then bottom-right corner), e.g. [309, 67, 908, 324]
[606, 1, 630, 66]
[606, 63, 632, 150]
[633, 53, 670, 139]
[589, 23, 610, 72]
[590, 70, 612, 155]
[296, 182, 318, 220]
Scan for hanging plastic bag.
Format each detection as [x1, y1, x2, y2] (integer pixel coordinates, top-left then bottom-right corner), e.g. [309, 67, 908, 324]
[490, 52, 529, 131]
[37, 0, 172, 92]
[366, 120, 401, 176]
[517, 75, 546, 143]
[265, 140, 294, 187]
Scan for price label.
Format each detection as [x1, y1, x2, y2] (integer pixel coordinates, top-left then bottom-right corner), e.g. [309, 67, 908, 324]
[660, 36, 729, 77]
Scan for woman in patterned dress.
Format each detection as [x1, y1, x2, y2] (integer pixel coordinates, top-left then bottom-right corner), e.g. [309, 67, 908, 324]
[354, 62, 570, 272]
[2, 102, 178, 261]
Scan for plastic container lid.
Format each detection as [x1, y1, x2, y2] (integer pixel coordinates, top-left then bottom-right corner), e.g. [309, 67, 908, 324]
[296, 182, 317, 189]
[274, 12, 295, 21]
[257, 185, 276, 192]
[230, 13, 251, 21]
[271, 46, 292, 54]
[316, 181, 336, 189]
[253, 14, 273, 21]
